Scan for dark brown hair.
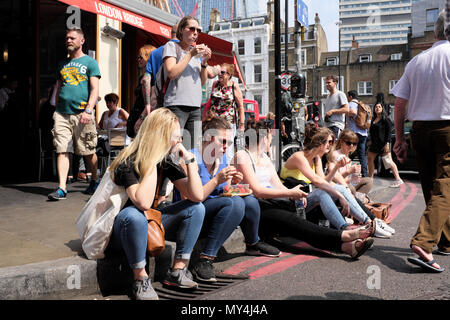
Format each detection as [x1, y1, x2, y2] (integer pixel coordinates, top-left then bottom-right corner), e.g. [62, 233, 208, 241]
[176, 16, 199, 41]
[104, 93, 119, 103]
[304, 123, 334, 151]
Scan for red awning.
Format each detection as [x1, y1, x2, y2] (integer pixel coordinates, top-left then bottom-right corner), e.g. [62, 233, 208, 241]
[57, 0, 172, 38]
[58, 0, 246, 87]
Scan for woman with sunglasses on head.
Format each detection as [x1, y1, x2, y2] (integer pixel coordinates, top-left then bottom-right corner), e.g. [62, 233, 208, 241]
[327, 129, 373, 195]
[368, 103, 403, 188]
[280, 123, 375, 231]
[233, 120, 374, 259]
[162, 16, 211, 150]
[183, 117, 279, 283]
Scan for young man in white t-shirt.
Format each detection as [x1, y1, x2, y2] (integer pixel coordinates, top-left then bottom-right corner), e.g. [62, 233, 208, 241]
[323, 75, 349, 139]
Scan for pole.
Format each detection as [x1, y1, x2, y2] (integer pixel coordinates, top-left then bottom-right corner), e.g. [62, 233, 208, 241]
[294, 1, 301, 73]
[338, 22, 341, 89]
[285, 0, 288, 71]
[275, 0, 282, 171]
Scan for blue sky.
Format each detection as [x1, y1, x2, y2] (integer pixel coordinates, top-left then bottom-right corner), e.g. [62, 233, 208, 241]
[281, 0, 339, 51]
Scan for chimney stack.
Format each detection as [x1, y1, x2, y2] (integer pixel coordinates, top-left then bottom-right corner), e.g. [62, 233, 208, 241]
[351, 35, 359, 49]
[209, 8, 221, 31]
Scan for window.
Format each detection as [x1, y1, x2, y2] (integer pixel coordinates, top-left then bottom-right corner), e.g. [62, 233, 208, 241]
[254, 64, 262, 83]
[301, 49, 307, 66]
[389, 80, 399, 94]
[238, 40, 245, 55]
[358, 81, 373, 95]
[391, 53, 402, 61]
[254, 37, 261, 54]
[321, 76, 344, 95]
[326, 57, 338, 66]
[253, 18, 264, 26]
[280, 34, 285, 44]
[220, 24, 230, 30]
[240, 20, 250, 28]
[426, 8, 439, 25]
[359, 54, 372, 63]
[253, 95, 262, 113]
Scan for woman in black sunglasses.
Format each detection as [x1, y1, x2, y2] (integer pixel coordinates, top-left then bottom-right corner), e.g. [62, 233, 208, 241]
[327, 129, 373, 195]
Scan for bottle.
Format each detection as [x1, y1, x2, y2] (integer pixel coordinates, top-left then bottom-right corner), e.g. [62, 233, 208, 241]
[350, 173, 360, 186]
[295, 200, 306, 220]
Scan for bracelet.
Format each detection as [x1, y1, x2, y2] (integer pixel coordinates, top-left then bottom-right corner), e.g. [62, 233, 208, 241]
[185, 157, 195, 165]
[201, 64, 207, 68]
[84, 109, 92, 115]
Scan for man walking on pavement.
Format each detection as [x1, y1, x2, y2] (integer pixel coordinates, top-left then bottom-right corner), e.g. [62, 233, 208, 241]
[392, 10, 449, 273]
[323, 75, 349, 139]
[48, 28, 101, 200]
[346, 90, 369, 177]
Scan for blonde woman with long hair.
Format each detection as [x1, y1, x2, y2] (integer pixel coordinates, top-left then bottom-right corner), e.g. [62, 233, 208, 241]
[109, 108, 205, 299]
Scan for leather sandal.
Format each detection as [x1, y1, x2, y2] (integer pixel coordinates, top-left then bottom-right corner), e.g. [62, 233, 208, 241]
[350, 238, 374, 260]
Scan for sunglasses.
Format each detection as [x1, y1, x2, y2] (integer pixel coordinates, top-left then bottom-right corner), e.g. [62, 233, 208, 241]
[137, 56, 144, 60]
[218, 138, 232, 146]
[327, 139, 334, 145]
[344, 140, 357, 146]
[187, 26, 202, 33]
[220, 70, 229, 75]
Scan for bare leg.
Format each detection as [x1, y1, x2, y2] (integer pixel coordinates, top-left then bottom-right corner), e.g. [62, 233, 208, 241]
[57, 152, 70, 191]
[387, 152, 402, 181]
[84, 153, 98, 181]
[367, 152, 377, 178]
[133, 268, 148, 280]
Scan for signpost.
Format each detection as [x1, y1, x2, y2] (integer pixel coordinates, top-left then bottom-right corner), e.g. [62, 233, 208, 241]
[297, 0, 308, 28]
[281, 72, 291, 91]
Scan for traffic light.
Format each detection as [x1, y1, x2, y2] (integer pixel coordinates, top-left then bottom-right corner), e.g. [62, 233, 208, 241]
[290, 73, 306, 98]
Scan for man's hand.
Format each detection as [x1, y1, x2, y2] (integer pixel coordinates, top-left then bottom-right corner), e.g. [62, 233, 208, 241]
[80, 111, 92, 124]
[393, 139, 408, 163]
[325, 110, 333, 117]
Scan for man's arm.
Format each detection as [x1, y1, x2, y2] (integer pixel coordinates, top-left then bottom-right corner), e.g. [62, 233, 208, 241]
[80, 76, 99, 124]
[393, 97, 409, 163]
[141, 73, 152, 116]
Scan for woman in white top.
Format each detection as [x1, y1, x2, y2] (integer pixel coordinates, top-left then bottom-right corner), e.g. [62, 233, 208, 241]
[99, 93, 129, 130]
[328, 129, 373, 195]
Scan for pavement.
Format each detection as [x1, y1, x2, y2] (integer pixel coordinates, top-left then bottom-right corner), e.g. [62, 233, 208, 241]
[0, 175, 398, 300]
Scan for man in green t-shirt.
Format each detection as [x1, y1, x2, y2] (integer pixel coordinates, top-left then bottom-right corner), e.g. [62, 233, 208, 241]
[48, 28, 101, 200]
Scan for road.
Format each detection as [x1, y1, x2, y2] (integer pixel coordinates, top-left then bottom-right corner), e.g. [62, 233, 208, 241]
[72, 172, 449, 305]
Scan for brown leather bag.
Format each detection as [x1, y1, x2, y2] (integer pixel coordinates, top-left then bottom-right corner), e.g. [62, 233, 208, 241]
[365, 202, 392, 222]
[144, 170, 165, 257]
[144, 208, 165, 257]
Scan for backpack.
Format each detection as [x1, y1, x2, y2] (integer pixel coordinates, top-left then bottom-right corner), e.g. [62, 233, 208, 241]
[354, 100, 372, 130]
[154, 42, 182, 109]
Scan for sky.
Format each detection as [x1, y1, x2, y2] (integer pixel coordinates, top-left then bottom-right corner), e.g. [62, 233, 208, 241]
[280, 0, 340, 52]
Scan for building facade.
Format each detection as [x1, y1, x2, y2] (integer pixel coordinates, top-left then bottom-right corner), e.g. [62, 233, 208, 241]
[339, 0, 422, 50]
[210, 15, 271, 116]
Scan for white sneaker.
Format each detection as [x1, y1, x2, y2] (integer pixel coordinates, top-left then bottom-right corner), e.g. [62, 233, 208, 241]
[374, 220, 392, 239]
[375, 218, 395, 235]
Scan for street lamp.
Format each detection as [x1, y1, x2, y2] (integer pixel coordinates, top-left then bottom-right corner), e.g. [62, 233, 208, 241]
[335, 20, 342, 90]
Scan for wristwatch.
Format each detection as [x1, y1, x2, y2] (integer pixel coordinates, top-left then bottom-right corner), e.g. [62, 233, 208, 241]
[185, 157, 195, 165]
[201, 64, 207, 68]
[84, 109, 92, 115]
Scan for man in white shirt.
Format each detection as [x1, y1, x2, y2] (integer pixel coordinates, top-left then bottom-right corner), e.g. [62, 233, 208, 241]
[323, 75, 349, 139]
[391, 10, 449, 273]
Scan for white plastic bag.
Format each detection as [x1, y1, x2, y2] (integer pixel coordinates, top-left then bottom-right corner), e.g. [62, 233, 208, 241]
[381, 155, 392, 169]
[75, 169, 128, 260]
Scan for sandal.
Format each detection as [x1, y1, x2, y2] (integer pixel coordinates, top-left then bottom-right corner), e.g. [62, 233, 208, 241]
[350, 238, 374, 260]
[389, 180, 404, 188]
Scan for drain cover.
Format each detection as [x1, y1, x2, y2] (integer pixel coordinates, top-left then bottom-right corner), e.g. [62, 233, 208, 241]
[153, 274, 248, 300]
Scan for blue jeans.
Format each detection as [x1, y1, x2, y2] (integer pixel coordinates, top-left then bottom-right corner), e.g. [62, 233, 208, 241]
[306, 184, 370, 230]
[201, 196, 245, 257]
[356, 133, 369, 177]
[161, 200, 205, 261]
[111, 201, 205, 269]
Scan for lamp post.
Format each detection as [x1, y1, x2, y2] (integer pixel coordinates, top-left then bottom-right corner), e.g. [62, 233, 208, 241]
[335, 20, 342, 90]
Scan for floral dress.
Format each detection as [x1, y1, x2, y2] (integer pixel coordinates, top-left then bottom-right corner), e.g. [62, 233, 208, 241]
[210, 81, 236, 123]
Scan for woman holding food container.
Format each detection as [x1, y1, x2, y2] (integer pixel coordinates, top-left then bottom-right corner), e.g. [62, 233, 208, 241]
[181, 117, 280, 283]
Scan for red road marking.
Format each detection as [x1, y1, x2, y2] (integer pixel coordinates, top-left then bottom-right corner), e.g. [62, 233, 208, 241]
[222, 252, 291, 276]
[223, 181, 417, 279]
[248, 254, 318, 280]
[387, 181, 418, 223]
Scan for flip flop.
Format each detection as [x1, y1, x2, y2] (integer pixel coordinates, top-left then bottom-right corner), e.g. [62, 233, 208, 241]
[433, 249, 450, 256]
[351, 238, 374, 260]
[407, 257, 445, 273]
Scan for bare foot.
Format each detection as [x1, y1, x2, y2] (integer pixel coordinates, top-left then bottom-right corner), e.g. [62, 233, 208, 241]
[342, 225, 372, 242]
[411, 244, 441, 270]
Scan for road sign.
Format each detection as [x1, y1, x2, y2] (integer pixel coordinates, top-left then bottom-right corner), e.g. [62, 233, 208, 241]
[281, 72, 291, 90]
[297, 0, 308, 28]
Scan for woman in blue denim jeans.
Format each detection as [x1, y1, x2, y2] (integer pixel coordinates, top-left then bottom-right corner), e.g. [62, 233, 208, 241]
[234, 120, 374, 259]
[281, 123, 374, 231]
[187, 117, 280, 283]
[108, 108, 205, 300]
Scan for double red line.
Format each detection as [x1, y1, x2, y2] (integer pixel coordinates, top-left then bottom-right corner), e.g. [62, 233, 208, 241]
[223, 181, 418, 280]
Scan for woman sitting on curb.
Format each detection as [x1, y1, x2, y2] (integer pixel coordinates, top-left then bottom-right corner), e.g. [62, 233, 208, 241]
[185, 117, 280, 283]
[108, 108, 205, 300]
[233, 120, 374, 259]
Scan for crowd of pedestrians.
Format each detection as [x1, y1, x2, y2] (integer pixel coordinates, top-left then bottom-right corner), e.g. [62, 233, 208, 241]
[45, 12, 448, 300]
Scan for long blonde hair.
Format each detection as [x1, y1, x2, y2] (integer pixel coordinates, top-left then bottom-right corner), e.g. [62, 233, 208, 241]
[109, 108, 179, 180]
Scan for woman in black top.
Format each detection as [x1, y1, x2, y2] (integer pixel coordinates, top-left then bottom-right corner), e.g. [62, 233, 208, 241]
[109, 108, 205, 299]
[368, 103, 403, 187]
